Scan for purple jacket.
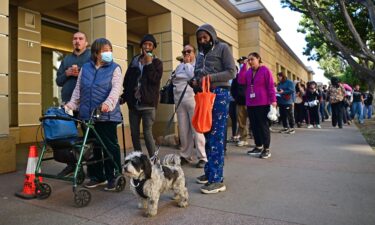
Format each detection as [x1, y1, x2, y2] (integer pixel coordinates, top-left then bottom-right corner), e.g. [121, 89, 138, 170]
[238, 65, 276, 106]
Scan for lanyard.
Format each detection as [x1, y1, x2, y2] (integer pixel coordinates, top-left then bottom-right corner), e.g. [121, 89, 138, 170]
[250, 68, 259, 93]
[250, 68, 258, 85]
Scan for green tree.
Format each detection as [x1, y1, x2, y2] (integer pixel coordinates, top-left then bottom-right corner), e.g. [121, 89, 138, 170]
[281, 0, 375, 90]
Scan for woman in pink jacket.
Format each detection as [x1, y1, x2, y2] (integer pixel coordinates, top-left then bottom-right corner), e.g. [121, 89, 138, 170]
[238, 52, 277, 159]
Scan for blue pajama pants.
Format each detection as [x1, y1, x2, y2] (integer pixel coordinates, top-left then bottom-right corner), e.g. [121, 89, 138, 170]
[204, 88, 230, 183]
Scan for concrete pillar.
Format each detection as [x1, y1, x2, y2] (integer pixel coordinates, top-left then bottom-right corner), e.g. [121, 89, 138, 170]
[238, 17, 260, 58]
[78, 0, 127, 69]
[148, 12, 183, 137]
[0, 0, 16, 174]
[16, 8, 42, 132]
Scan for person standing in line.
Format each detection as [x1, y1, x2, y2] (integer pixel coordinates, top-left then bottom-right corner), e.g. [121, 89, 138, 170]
[55, 31, 91, 177]
[342, 83, 353, 125]
[121, 34, 163, 157]
[172, 44, 207, 168]
[327, 77, 345, 128]
[231, 56, 250, 147]
[238, 52, 277, 159]
[364, 90, 373, 119]
[294, 82, 306, 128]
[192, 24, 236, 194]
[276, 72, 296, 134]
[304, 81, 322, 129]
[65, 38, 124, 191]
[321, 85, 329, 121]
[351, 84, 365, 124]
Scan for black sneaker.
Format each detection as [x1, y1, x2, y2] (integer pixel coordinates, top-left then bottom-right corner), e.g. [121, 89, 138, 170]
[200, 182, 226, 194]
[84, 180, 107, 189]
[247, 147, 263, 156]
[104, 179, 116, 192]
[196, 160, 206, 168]
[288, 128, 295, 134]
[57, 164, 75, 177]
[196, 174, 208, 184]
[259, 149, 271, 159]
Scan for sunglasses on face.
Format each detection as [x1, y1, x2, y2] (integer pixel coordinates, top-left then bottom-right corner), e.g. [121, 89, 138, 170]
[182, 49, 193, 55]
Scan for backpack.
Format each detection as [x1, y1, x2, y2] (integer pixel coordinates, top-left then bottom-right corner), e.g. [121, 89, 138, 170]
[329, 85, 345, 104]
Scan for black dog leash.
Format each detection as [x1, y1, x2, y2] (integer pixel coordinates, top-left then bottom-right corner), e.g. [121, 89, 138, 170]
[151, 82, 189, 164]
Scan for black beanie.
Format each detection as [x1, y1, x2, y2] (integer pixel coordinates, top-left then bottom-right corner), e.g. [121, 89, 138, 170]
[140, 34, 157, 48]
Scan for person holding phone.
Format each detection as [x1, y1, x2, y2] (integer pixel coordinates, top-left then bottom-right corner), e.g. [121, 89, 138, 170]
[121, 34, 163, 157]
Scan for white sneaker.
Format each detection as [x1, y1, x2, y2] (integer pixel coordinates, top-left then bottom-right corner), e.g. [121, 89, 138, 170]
[236, 141, 248, 147]
[307, 124, 313, 129]
[316, 125, 321, 129]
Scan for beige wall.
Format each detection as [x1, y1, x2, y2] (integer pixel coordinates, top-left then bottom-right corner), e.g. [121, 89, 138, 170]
[153, 0, 239, 60]
[0, 0, 16, 174]
[0, 0, 9, 136]
[239, 16, 310, 82]
[16, 8, 42, 128]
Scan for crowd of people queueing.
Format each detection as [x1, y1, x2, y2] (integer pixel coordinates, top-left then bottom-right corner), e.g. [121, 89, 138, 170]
[55, 23, 373, 195]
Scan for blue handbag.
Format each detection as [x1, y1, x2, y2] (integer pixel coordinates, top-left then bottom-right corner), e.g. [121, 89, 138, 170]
[43, 107, 78, 141]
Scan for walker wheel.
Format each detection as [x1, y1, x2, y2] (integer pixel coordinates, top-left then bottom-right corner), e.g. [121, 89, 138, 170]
[115, 176, 126, 192]
[76, 167, 85, 185]
[35, 183, 52, 200]
[74, 188, 91, 207]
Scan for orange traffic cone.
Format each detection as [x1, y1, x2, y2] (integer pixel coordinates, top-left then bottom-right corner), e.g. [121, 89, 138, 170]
[15, 145, 42, 199]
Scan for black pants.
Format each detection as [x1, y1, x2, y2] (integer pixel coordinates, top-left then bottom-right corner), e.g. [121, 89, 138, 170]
[294, 103, 304, 124]
[228, 101, 238, 137]
[247, 105, 271, 149]
[279, 104, 295, 129]
[87, 122, 121, 182]
[307, 106, 320, 125]
[331, 101, 344, 128]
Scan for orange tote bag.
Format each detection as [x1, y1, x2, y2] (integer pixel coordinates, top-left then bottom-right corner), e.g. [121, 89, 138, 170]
[192, 76, 216, 133]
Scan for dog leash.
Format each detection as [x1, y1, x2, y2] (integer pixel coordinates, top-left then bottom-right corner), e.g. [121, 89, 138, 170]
[151, 82, 189, 164]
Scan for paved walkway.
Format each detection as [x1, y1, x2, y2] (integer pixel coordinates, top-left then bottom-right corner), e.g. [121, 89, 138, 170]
[1, 122, 375, 225]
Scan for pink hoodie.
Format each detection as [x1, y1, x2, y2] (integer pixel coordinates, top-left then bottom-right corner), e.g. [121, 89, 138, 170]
[237, 64, 276, 106]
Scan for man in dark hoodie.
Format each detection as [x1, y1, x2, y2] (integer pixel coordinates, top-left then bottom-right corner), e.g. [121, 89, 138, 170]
[121, 34, 163, 157]
[193, 24, 236, 194]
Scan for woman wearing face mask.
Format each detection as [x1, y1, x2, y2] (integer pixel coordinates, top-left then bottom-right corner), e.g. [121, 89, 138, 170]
[65, 38, 124, 191]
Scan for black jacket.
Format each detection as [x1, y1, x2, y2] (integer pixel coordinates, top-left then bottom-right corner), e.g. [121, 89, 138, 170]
[121, 54, 163, 109]
[230, 77, 246, 105]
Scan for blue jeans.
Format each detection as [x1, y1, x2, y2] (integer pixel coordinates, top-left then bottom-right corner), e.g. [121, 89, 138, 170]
[351, 102, 364, 123]
[363, 105, 373, 119]
[204, 88, 230, 183]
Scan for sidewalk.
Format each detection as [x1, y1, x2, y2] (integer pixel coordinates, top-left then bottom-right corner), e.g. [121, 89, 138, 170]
[1, 122, 375, 225]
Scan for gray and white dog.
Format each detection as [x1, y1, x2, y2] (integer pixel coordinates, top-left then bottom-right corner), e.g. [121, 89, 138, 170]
[123, 151, 189, 217]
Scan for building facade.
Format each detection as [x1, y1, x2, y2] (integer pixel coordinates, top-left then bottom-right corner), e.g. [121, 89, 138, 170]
[0, 0, 313, 173]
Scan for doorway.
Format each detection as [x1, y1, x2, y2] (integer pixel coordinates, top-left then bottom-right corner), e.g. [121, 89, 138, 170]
[41, 47, 69, 112]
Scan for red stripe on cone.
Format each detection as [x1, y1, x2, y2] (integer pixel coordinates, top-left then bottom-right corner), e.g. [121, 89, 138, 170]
[15, 145, 42, 199]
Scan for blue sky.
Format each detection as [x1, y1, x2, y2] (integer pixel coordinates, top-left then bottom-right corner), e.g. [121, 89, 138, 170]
[260, 0, 329, 84]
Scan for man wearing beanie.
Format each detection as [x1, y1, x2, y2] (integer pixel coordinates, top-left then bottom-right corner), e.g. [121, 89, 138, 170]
[121, 34, 163, 157]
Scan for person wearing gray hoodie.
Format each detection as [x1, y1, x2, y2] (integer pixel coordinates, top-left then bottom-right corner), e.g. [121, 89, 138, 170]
[193, 24, 236, 194]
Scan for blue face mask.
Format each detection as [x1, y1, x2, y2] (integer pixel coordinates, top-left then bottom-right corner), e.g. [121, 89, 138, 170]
[101, 51, 112, 63]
